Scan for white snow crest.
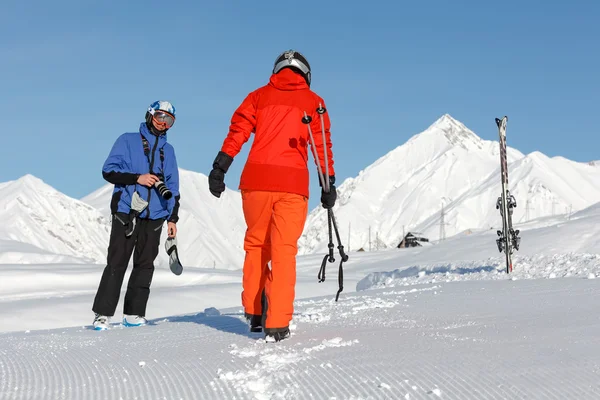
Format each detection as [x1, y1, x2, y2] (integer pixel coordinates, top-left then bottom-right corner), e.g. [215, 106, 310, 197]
[357, 253, 600, 291]
[302, 337, 359, 354]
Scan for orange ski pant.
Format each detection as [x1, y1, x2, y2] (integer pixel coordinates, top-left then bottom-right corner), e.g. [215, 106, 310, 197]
[241, 190, 308, 329]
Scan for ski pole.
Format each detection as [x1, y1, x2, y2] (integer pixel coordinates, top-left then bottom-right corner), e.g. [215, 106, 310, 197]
[302, 112, 326, 189]
[318, 209, 335, 283]
[303, 108, 350, 301]
[317, 104, 330, 193]
[329, 208, 349, 301]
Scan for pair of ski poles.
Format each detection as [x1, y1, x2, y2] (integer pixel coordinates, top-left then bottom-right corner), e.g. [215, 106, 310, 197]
[302, 105, 349, 302]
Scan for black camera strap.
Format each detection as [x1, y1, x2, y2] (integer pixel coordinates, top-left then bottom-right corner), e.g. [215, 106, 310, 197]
[135, 133, 167, 221]
[140, 134, 165, 173]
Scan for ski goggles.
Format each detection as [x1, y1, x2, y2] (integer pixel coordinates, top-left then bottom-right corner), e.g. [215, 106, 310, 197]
[150, 110, 175, 128]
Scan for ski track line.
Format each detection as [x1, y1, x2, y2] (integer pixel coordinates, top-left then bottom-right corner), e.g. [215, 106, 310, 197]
[448, 358, 507, 399]
[0, 346, 17, 399]
[137, 353, 164, 399]
[572, 363, 600, 398]
[149, 356, 179, 400]
[292, 339, 360, 399]
[63, 337, 91, 399]
[410, 354, 448, 399]
[524, 368, 563, 400]
[56, 346, 74, 399]
[279, 346, 330, 399]
[0, 349, 5, 395]
[0, 323, 246, 400]
[287, 291, 421, 398]
[360, 361, 432, 400]
[291, 298, 415, 398]
[284, 338, 360, 399]
[434, 348, 505, 400]
[490, 339, 591, 399]
[314, 360, 365, 399]
[302, 359, 335, 398]
[154, 324, 242, 400]
[421, 323, 536, 398]
[535, 363, 597, 399]
[320, 357, 365, 399]
[23, 343, 35, 400]
[347, 361, 399, 399]
[293, 307, 374, 399]
[297, 352, 339, 399]
[342, 355, 406, 399]
[159, 352, 204, 400]
[38, 343, 52, 400]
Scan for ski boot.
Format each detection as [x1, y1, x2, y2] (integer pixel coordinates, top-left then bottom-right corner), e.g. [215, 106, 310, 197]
[93, 314, 110, 331]
[123, 315, 148, 327]
[264, 327, 290, 343]
[245, 313, 263, 333]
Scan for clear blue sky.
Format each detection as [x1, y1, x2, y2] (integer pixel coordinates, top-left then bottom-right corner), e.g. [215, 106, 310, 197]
[2, 0, 598, 209]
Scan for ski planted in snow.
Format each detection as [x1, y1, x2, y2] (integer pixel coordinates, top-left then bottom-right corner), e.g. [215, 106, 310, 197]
[495, 116, 521, 273]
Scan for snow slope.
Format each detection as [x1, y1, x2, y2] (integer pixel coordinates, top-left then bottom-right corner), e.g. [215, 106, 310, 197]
[1, 200, 600, 399]
[0, 240, 87, 264]
[82, 168, 247, 269]
[1, 278, 599, 399]
[300, 114, 600, 254]
[0, 175, 111, 263]
[2, 200, 600, 333]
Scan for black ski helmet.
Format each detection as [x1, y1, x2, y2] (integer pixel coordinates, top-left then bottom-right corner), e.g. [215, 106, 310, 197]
[273, 50, 311, 86]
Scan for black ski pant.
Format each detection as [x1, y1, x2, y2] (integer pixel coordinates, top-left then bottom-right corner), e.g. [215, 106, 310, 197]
[92, 212, 164, 317]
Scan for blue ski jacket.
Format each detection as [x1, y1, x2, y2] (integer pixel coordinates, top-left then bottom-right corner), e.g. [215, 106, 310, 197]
[102, 122, 180, 222]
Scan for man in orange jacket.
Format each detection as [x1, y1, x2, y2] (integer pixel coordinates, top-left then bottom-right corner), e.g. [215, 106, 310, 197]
[209, 50, 337, 342]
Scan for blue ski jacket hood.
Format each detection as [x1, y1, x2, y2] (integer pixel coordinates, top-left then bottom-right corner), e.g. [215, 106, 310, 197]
[102, 122, 180, 221]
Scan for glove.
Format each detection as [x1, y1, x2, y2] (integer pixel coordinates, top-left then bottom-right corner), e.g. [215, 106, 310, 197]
[209, 151, 234, 198]
[320, 175, 337, 209]
[208, 168, 225, 198]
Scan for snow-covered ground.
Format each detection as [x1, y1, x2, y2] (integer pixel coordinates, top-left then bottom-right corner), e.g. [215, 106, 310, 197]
[1, 278, 599, 399]
[1, 200, 600, 398]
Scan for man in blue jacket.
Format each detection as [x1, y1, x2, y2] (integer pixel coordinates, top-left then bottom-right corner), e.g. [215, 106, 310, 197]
[92, 100, 181, 330]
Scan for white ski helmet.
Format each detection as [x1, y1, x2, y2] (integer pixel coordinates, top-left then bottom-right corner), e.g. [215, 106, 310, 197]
[148, 100, 176, 117]
[145, 100, 176, 133]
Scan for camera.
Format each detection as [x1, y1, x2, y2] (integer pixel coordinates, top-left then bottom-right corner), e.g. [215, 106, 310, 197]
[155, 181, 172, 200]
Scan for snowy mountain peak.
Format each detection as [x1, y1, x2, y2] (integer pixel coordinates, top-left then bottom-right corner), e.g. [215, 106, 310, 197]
[423, 114, 483, 151]
[0, 174, 111, 263]
[8, 174, 50, 192]
[300, 114, 600, 255]
[430, 113, 463, 129]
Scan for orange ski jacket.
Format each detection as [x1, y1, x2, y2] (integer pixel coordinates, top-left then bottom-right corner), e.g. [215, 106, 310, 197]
[220, 68, 335, 197]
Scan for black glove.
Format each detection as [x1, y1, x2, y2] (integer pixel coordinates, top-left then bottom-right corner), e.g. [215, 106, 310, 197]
[320, 175, 337, 209]
[209, 151, 234, 198]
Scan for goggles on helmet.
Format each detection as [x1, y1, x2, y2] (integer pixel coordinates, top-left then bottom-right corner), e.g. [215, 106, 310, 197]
[150, 110, 175, 129]
[273, 50, 311, 86]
